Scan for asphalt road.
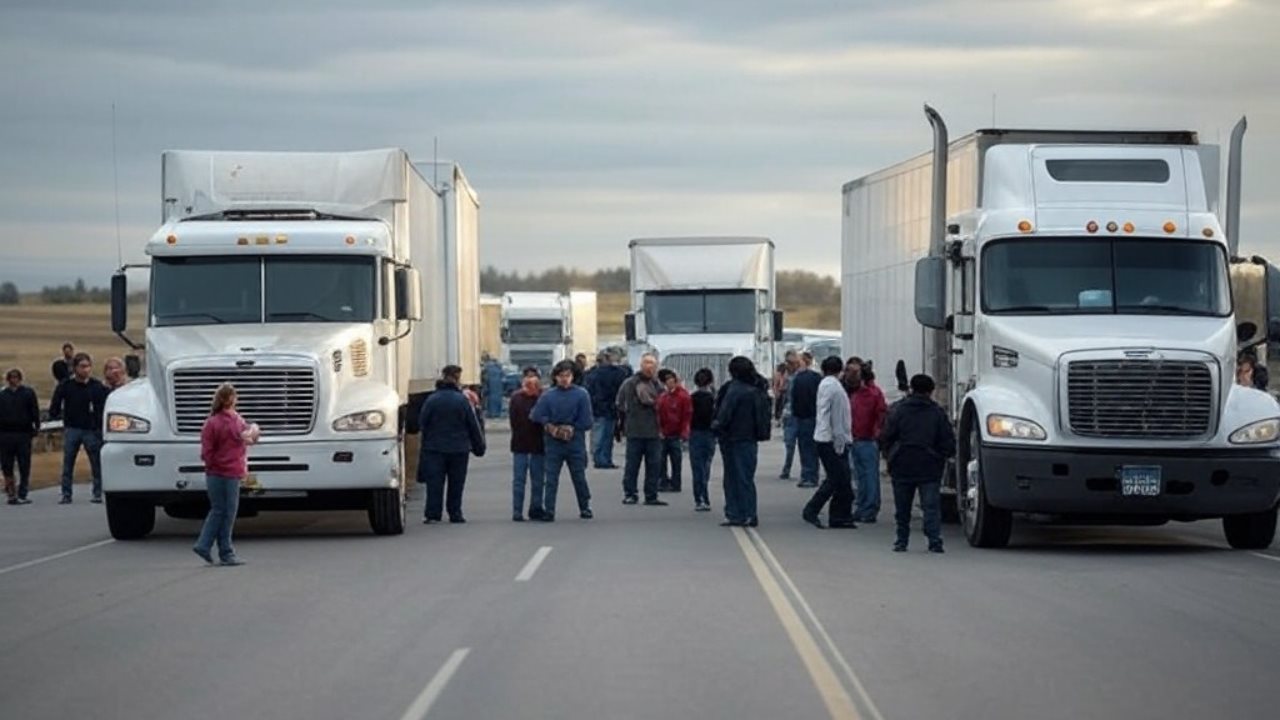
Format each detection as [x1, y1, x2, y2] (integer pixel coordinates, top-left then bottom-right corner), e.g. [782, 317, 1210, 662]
[2, 435, 1277, 720]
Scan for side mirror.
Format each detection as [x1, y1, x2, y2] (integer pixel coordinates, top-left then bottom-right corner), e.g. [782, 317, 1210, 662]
[624, 313, 637, 342]
[772, 310, 785, 340]
[395, 267, 423, 321]
[914, 257, 947, 330]
[124, 354, 142, 379]
[1237, 320, 1259, 345]
[111, 273, 128, 333]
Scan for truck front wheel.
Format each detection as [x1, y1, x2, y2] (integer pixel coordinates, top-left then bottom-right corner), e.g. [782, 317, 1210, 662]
[368, 487, 406, 536]
[1222, 505, 1277, 550]
[105, 494, 156, 540]
[960, 421, 1013, 548]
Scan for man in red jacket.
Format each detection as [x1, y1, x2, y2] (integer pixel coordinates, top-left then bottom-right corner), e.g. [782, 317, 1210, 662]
[847, 358, 889, 523]
[656, 369, 692, 493]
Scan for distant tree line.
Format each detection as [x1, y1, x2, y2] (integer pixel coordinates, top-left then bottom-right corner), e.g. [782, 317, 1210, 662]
[480, 266, 840, 307]
[0, 279, 148, 305]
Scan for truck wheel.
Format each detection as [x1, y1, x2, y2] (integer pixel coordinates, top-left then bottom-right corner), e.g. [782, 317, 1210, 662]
[368, 487, 406, 536]
[960, 422, 1013, 548]
[163, 501, 208, 520]
[105, 494, 156, 540]
[1222, 505, 1277, 549]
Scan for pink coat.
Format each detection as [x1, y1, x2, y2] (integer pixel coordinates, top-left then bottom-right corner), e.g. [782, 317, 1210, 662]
[201, 410, 249, 479]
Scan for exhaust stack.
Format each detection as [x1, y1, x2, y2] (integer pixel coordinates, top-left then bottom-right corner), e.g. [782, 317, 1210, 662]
[924, 104, 949, 256]
[1225, 116, 1247, 257]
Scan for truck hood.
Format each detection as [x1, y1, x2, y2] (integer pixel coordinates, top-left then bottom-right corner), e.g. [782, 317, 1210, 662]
[985, 315, 1236, 369]
[146, 323, 373, 368]
[645, 333, 757, 356]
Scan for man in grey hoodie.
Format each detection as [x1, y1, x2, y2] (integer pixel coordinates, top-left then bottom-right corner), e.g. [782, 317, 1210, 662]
[615, 353, 668, 506]
[802, 356, 857, 529]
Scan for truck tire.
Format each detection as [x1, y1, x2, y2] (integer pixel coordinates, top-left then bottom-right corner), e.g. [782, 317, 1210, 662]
[1222, 505, 1277, 550]
[368, 487, 405, 536]
[163, 501, 208, 520]
[960, 421, 1013, 548]
[105, 494, 156, 540]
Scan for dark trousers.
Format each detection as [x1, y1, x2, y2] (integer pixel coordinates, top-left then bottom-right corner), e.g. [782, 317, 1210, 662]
[421, 451, 470, 520]
[0, 432, 33, 499]
[688, 430, 716, 506]
[660, 437, 683, 491]
[804, 443, 854, 523]
[721, 440, 759, 524]
[892, 478, 943, 548]
[623, 437, 662, 501]
[544, 437, 591, 516]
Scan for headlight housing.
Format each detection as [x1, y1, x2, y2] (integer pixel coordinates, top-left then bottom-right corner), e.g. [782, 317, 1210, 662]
[986, 414, 1046, 441]
[106, 413, 151, 434]
[332, 410, 386, 432]
[1229, 418, 1280, 445]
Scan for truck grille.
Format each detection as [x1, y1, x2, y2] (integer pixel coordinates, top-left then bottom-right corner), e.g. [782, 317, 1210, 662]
[1067, 359, 1213, 439]
[663, 353, 733, 389]
[172, 367, 318, 435]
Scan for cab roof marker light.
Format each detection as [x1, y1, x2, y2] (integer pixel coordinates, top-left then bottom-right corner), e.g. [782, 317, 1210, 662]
[1106, 221, 1118, 233]
[1017, 220, 1033, 233]
[166, 234, 178, 245]
[1086, 221, 1099, 234]
[1203, 228, 1215, 238]
[344, 236, 356, 245]
[275, 235, 288, 244]
[1123, 222, 1135, 234]
[1163, 221, 1177, 234]
[255, 236, 269, 245]
[236, 237, 249, 246]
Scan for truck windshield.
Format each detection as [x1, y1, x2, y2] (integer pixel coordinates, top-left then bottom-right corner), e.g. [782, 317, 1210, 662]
[152, 256, 376, 326]
[644, 290, 756, 334]
[507, 319, 563, 344]
[982, 239, 1230, 316]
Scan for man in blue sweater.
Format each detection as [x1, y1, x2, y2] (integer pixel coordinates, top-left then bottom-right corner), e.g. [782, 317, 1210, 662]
[531, 360, 595, 521]
[418, 365, 487, 524]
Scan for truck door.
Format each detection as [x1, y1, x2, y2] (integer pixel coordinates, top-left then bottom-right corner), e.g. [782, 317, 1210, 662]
[948, 247, 977, 418]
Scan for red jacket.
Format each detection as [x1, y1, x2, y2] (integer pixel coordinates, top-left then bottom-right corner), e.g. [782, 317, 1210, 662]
[656, 386, 693, 440]
[201, 410, 249, 479]
[850, 381, 888, 441]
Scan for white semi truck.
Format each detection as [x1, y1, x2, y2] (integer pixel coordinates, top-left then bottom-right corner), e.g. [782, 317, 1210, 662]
[842, 107, 1278, 549]
[102, 149, 480, 539]
[499, 291, 597, 377]
[625, 237, 783, 387]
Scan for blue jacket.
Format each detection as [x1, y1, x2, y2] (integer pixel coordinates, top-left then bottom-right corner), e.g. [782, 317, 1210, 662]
[530, 384, 594, 434]
[418, 382, 486, 457]
[584, 364, 630, 418]
[482, 361, 505, 390]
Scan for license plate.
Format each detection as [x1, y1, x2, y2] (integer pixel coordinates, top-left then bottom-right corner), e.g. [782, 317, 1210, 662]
[1119, 466, 1162, 497]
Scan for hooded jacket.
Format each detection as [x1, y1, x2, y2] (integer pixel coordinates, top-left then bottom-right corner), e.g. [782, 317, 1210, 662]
[878, 394, 956, 481]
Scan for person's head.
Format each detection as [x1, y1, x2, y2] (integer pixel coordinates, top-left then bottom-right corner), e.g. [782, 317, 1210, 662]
[552, 360, 576, 388]
[596, 351, 609, 367]
[821, 356, 844, 377]
[210, 382, 237, 415]
[801, 351, 814, 368]
[521, 366, 542, 393]
[72, 352, 93, 381]
[61, 343, 75, 360]
[845, 355, 864, 383]
[784, 349, 799, 370]
[639, 353, 658, 378]
[694, 368, 714, 389]
[441, 365, 463, 385]
[5, 368, 22, 389]
[729, 355, 756, 382]
[910, 373, 935, 397]
[575, 353, 587, 368]
[775, 362, 788, 376]
[103, 357, 126, 387]
[661, 370, 680, 391]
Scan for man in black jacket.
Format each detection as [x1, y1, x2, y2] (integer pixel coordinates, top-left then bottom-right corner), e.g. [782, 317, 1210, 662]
[418, 365, 487, 524]
[48, 353, 107, 504]
[713, 357, 771, 527]
[0, 368, 40, 504]
[879, 374, 956, 553]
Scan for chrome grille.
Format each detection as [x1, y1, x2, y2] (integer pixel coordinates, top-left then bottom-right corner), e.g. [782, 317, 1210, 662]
[663, 353, 732, 389]
[172, 367, 318, 435]
[1067, 359, 1213, 438]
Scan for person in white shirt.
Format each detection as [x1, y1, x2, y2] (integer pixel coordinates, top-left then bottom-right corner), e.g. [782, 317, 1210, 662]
[802, 356, 857, 529]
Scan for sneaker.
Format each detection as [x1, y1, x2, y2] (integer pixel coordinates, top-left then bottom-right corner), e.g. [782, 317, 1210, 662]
[643, 498, 669, 507]
[59, 497, 72, 505]
[622, 495, 639, 505]
[91, 496, 103, 504]
[695, 503, 711, 513]
[192, 547, 214, 565]
[528, 508, 545, 521]
[15, 497, 31, 505]
[219, 556, 246, 567]
[579, 508, 593, 520]
[893, 543, 908, 553]
[928, 544, 945, 554]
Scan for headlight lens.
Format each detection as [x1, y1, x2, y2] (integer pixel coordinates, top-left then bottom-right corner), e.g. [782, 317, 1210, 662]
[333, 410, 386, 432]
[107, 413, 151, 434]
[1229, 418, 1280, 445]
[986, 414, 1046, 441]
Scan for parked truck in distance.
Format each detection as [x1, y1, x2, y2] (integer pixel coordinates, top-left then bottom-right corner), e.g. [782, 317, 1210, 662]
[500, 291, 597, 378]
[625, 237, 783, 387]
[103, 149, 480, 539]
[842, 107, 1277, 549]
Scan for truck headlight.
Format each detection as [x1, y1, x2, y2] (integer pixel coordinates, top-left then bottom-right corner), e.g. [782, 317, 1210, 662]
[1229, 418, 1280, 445]
[986, 414, 1046, 441]
[106, 413, 151, 434]
[333, 410, 386, 432]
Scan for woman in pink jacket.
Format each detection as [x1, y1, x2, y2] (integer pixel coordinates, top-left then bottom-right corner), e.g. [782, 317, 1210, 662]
[193, 383, 259, 566]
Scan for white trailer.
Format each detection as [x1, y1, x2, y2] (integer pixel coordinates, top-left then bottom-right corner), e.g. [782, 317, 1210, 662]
[626, 237, 783, 387]
[842, 107, 1278, 549]
[569, 290, 598, 360]
[500, 290, 595, 376]
[103, 149, 479, 539]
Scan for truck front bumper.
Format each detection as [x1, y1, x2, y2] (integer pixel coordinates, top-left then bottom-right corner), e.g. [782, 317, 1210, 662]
[981, 444, 1280, 519]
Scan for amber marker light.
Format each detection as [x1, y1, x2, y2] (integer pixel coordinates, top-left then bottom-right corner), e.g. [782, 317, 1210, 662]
[166, 234, 178, 245]
[1202, 228, 1215, 238]
[1163, 221, 1177, 234]
[344, 235, 356, 245]
[1017, 220, 1033, 233]
[1123, 222, 1135, 234]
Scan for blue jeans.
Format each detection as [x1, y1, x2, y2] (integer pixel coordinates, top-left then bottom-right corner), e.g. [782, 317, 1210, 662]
[795, 417, 818, 485]
[592, 416, 616, 467]
[195, 475, 241, 561]
[892, 479, 943, 548]
[688, 430, 716, 506]
[421, 451, 470, 520]
[544, 436, 591, 516]
[780, 417, 797, 476]
[60, 427, 102, 500]
[513, 452, 545, 517]
[623, 437, 662, 501]
[721, 440, 759, 524]
[852, 440, 881, 521]
[484, 383, 503, 418]
[661, 437, 684, 490]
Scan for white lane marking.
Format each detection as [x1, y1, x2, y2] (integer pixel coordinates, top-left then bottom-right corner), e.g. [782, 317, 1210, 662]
[748, 528, 888, 720]
[732, 527, 860, 720]
[515, 546, 553, 582]
[0, 539, 115, 577]
[1250, 552, 1280, 563]
[400, 647, 471, 720]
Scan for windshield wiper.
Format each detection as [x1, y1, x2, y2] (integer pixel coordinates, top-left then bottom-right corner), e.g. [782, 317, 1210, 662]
[991, 305, 1056, 313]
[267, 311, 340, 322]
[1118, 305, 1211, 316]
[159, 312, 227, 324]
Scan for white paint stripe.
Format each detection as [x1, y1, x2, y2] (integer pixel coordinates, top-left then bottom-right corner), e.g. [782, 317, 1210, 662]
[399, 648, 470, 720]
[515, 546, 553, 582]
[748, 528, 888, 720]
[0, 539, 115, 577]
[1250, 552, 1280, 563]
[732, 527, 861, 720]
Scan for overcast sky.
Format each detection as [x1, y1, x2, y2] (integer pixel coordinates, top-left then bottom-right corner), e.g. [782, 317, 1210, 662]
[1, 0, 1276, 289]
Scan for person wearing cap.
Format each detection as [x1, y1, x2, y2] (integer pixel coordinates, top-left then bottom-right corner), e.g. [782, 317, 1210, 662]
[879, 373, 956, 553]
[0, 368, 40, 505]
[530, 360, 595, 521]
[417, 365, 487, 524]
[509, 366, 546, 521]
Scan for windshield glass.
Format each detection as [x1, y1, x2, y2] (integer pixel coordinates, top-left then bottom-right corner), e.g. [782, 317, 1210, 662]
[982, 239, 1230, 316]
[507, 319, 564, 344]
[645, 290, 756, 334]
[152, 255, 376, 326]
